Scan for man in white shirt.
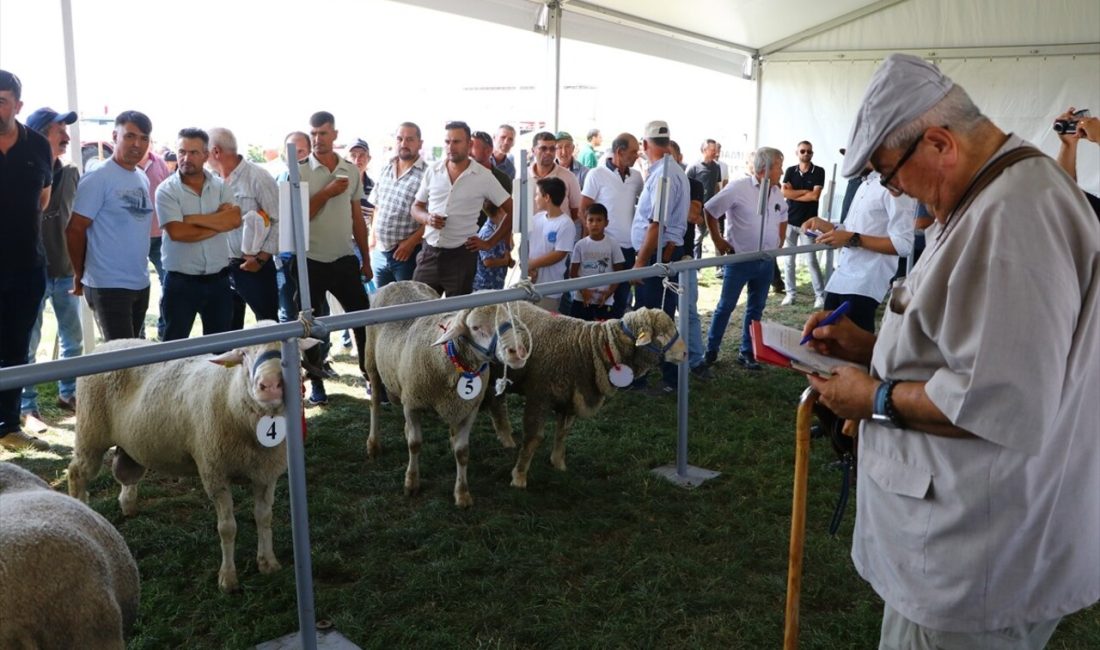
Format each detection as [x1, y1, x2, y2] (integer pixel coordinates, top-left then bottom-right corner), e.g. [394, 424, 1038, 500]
[702, 147, 787, 370]
[208, 127, 280, 326]
[411, 121, 512, 296]
[801, 165, 915, 332]
[580, 132, 643, 318]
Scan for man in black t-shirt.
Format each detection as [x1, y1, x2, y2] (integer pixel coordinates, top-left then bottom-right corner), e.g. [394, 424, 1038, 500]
[780, 140, 826, 308]
[686, 138, 722, 259]
[0, 70, 53, 451]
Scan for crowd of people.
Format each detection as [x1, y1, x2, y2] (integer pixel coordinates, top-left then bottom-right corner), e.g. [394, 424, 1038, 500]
[2, 56, 1099, 646]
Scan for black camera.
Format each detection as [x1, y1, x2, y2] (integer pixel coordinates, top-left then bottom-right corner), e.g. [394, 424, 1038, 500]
[1054, 109, 1090, 135]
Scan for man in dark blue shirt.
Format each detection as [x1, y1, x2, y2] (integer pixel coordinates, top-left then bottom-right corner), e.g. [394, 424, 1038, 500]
[780, 140, 826, 308]
[0, 70, 53, 451]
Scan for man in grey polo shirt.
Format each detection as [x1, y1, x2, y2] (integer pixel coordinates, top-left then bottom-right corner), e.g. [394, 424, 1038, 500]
[286, 111, 371, 405]
[155, 127, 240, 341]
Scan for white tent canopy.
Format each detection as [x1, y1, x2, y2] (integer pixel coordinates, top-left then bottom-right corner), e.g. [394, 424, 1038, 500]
[392, 0, 1100, 196]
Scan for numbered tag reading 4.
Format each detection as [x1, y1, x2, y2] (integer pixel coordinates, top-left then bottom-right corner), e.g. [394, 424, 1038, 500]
[456, 373, 483, 400]
[256, 415, 288, 447]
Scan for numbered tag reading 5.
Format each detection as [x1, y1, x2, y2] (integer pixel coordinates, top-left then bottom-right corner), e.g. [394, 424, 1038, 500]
[456, 374, 483, 400]
[256, 415, 288, 447]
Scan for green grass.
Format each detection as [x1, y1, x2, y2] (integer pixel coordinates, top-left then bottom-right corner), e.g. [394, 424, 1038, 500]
[6, 268, 1098, 649]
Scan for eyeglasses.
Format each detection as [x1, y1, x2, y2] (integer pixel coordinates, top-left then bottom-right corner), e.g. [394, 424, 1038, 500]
[879, 130, 927, 195]
[799, 149, 813, 155]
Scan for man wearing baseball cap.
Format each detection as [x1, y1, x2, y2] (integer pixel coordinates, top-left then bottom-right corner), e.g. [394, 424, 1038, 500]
[802, 53, 1099, 646]
[554, 131, 587, 188]
[19, 107, 84, 426]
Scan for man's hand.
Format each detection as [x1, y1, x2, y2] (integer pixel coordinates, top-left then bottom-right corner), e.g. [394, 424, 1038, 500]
[580, 288, 595, 306]
[360, 258, 373, 283]
[528, 268, 539, 283]
[807, 367, 878, 420]
[815, 229, 853, 248]
[428, 213, 447, 229]
[70, 274, 83, 297]
[801, 310, 876, 365]
[630, 259, 647, 285]
[1077, 115, 1100, 144]
[324, 176, 350, 198]
[465, 236, 492, 252]
[394, 237, 418, 262]
[240, 256, 263, 272]
[714, 239, 733, 255]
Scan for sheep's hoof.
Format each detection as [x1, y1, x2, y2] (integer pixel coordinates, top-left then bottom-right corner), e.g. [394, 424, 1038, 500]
[218, 572, 240, 593]
[550, 456, 567, 472]
[257, 556, 282, 574]
[366, 438, 380, 460]
[510, 469, 527, 489]
[404, 481, 420, 497]
[496, 432, 516, 448]
[454, 492, 474, 508]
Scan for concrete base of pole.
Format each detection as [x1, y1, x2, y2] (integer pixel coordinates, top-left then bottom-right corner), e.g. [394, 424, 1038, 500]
[256, 625, 360, 650]
[651, 464, 721, 488]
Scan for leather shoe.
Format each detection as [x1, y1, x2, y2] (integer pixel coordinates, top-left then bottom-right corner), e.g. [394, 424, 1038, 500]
[57, 395, 77, 411]
[0, 430, 50, 452]
[736, 353, 762, 371]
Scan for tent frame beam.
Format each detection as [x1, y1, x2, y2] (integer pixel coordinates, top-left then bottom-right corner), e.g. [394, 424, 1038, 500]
[764, 42, 1100, 63]
[759, 0, 910, 55]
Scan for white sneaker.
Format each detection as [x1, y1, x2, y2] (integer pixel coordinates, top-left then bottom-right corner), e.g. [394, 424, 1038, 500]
[780, 295, 795, 307]
[813, 297, 825, 310]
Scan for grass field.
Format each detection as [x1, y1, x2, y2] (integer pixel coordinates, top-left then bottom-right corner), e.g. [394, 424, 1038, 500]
[5, 267, 1098, 649]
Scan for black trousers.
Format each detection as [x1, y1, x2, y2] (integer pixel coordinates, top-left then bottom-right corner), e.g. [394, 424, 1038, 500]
[282, 255, 369, 378]
[0, 267, 46, 434]
[824, 292, 881, 334]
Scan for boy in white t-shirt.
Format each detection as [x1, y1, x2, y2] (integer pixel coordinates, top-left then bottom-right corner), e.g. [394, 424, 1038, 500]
[528, 177, 575, 312]
[568, 203, 624, 321]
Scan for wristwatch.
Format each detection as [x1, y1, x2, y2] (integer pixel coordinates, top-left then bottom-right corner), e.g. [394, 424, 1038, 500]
[845, 232, 862, 248]
[871, 379, 905, 428]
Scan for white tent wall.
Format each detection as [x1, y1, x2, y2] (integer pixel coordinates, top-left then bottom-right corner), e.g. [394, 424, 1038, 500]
[759, 0, 1100, 213]
[759, 54, 1100, 213]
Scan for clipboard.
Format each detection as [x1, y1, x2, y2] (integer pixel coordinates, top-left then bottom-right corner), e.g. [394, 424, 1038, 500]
[750, 320, 864, 377]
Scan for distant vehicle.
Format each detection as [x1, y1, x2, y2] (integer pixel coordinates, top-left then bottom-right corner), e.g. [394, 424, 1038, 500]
[81, 141, 113, 167]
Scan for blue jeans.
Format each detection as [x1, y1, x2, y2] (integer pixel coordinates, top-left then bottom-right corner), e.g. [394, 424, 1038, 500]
[161, 270, 234, 341]
[1, 267, 46, 435]
[706, 259, 772, 357]
[609, 247, 636, 319]
[21, 275, 83, 412]
[229, 258, 279, 322]
[634, 246, 682, 387]
[685, 269, 704, 369]
[371, 245, 419, 289]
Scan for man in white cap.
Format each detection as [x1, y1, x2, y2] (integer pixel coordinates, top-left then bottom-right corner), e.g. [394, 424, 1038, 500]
[802, 53, 1099, 647]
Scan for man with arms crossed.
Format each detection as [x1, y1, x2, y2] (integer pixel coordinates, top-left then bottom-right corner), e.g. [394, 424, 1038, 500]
[804, 54, 1099, 649]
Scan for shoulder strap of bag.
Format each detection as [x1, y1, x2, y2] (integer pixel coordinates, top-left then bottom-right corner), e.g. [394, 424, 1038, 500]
[947, 146, 1045, 222]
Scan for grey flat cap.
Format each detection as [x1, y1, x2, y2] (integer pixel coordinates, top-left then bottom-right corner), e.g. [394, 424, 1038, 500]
[842, 53, 954, 177]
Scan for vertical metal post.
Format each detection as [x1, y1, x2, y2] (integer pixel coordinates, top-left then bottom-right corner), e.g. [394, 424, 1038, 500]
[282, 143, 318, 650]
[756, 176, 771, 252]
[823, 163, 837, 280]
[549, 1, 562, 132]
[518, 149, 530, 280]
[675, 268, 690, 476]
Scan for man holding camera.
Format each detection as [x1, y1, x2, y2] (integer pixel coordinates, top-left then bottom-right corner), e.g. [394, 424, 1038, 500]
[1054, 106, 1100, 217]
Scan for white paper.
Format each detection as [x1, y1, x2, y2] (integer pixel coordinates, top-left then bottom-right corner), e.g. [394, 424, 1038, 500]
[278, 180, 310, 254]
[761, 321, 863, 375]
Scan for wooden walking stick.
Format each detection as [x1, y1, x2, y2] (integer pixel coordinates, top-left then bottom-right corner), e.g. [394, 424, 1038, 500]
[784, 386, 818, 650]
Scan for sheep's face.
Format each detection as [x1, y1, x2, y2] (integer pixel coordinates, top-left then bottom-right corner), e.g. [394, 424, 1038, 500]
[434, 305, 529, 369]
[626, 309, 687, 363]
[210, 323, 321, 410]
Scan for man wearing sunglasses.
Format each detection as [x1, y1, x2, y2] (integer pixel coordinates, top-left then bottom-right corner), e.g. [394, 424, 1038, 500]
[781, 140, 826, 308]
[802, 54, 1099, 648]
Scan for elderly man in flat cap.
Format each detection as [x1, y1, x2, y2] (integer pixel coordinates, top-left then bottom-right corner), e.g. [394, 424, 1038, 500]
[801, 53, 1099, 648]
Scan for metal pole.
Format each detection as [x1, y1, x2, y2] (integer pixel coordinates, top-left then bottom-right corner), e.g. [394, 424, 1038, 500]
[823, 163, 837, 281]
[61, 0, 98, 353]
[283, 143, 318, 650]
[518, 149, 530, 280]
[676, 268, 690, 476]
[756, 176, 770, 252]
[549, 1, 562, 132]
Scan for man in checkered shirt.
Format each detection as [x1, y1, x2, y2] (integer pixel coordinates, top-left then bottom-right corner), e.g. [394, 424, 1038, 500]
[370, 121, 427, 287]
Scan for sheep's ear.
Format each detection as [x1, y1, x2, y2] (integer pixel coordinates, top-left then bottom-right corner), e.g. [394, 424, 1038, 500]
[210, 350, 246, 367]
[298, 338, 321, 351]
[635, 328, 653, 347]
[431, 310, 469, 346]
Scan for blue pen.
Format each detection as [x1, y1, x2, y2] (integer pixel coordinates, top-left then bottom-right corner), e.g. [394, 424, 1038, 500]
[800, 300, 851, 345]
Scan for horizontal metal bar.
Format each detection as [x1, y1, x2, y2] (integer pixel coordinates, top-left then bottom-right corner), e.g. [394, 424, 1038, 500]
[564, 0, 756, 57]
[764, 42, 1100, 63]
[0, 244, 828, 391]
